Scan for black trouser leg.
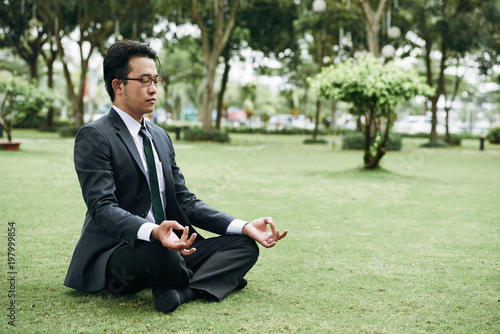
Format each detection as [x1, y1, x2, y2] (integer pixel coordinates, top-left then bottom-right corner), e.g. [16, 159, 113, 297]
[103, 235, 259, 300]
[183, 235, 259, 301]
[104, 240, 192, 294]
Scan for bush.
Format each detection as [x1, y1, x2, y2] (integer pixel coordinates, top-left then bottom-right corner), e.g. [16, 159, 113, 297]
[342, 132, 364, 150]
[157, 123, 179, 133]
[184, 127, 230, 143]
[385, 133, 403, 151]
[303, 138, 328, 145]
[342, 132, 402, 151]
[487, 127, 500, 143]
[40, 119, 75, 133]
[225, 126, 338, 136]
[420, 140, 449, 148]
[58, 126, 81, 138]
[444, 134, 462, 146]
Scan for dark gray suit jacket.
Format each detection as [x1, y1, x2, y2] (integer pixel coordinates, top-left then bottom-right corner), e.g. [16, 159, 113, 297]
[64, 108, 234, 292]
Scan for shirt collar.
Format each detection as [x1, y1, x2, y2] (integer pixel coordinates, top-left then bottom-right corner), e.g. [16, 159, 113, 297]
[113, 106, 147, 137]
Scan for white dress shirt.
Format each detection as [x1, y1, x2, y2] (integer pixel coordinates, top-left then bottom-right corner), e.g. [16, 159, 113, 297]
[113, 106, 247, 241]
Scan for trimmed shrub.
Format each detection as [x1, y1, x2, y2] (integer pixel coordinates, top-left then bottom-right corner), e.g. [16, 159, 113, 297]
[58, 126, 82, 138]
[184, 127, 230, 143]
[157, 123, 179, 133]
[420, 140, 449, 148]
[487, 127, 500, 144]
[303, 138, 328, 144]
[342, 132, 402, 151]
[225, 126, 339, 136]
[444, 134, 462, 146]
[385, 133, 403, 151]
[342, 132, 364, 150]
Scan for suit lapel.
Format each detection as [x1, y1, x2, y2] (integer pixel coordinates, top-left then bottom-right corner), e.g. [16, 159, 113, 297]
[108, 109, 147, 177]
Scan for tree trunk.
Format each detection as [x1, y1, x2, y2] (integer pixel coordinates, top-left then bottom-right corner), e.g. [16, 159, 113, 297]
[330, 101, 337, 130]
[444, 106, 450, 142]
[46, 64, 55, 127]
[42, 45, 58, 128]
[0, 96, 12, 141]
[312, 20, 326, 140]
[163, 76, 171, 119]
[302, 83, 309, 116]
[429, 96, 439, 142]
[363, 108, 389, 169]
[201, 60, 217, 130]
[216, 56, 231, 130]
[312, 100, 321, 140]
[14, 32, 44, 80]
[191, 0, 239, 131]
[358, 0, 389, 57]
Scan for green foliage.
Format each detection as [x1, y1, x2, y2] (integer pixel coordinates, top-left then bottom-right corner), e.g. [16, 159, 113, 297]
[303, 138, 328, 145]
[310, 55, 432, 168]
[311, 55, 434, 114]
[58, 126, 82, 138]
[225, 126, 337, 136]
[385, 133, 403, 151]
[420, 140, 450, 148]
[184, 127, 230, 143]
[342, 132, 402, 151]
[0, 78, 55, 141]
[342, 131, 365, 150]
[487, 127, 500, 143]
[444, 134, 462, 146]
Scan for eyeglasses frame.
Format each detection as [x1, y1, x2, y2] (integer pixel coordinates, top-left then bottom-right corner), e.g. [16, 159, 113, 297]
[119, 77, 163, 86]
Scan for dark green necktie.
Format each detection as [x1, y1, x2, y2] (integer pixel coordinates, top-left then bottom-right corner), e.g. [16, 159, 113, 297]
[139, 125, 165, 224]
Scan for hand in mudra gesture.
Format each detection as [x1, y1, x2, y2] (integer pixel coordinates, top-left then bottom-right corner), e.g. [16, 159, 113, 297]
[243, 217, 288, 248]
[151, 220, 197, 256]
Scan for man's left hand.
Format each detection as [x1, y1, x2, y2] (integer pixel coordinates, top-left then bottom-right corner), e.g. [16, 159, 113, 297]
[242, 217, 287, 248]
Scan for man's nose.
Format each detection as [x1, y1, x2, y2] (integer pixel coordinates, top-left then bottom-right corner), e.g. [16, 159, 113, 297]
[148, 82, 158, 94]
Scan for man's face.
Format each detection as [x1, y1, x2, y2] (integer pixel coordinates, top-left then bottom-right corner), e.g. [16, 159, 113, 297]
[115, 56, 159, 122]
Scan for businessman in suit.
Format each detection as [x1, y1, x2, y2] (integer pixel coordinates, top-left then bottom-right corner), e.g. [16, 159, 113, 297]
[64, 41, 287, 313]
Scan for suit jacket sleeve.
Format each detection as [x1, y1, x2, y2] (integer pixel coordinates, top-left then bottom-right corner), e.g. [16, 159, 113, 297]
[74, 124, 147, 247]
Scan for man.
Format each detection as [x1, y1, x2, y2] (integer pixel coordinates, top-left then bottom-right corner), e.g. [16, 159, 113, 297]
[64, 41, 287, 313]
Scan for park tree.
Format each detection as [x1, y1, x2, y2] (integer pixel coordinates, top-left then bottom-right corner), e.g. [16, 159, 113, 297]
[403, 0, 500, 143]
[162, 0, 298, 130]
[293, 0, 365, 139]
[0, 77, 54, 142]
[158, 36, 205, 120]
[214, 26, 248, 129]
[357, 0, 390, 56]
[214, 0, 298, 129]
[160, 0, 239, 131]
[0, 1, 46, 80]
[36, 0, 159, 126]
[311, 55, 433, 169]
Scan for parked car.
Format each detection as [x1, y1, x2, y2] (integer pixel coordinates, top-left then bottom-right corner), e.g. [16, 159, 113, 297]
[266, 114, 315, 130]
[393, 115, 448, 135]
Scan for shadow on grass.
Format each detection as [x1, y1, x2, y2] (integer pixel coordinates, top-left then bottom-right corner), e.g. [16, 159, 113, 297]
[64, 289, 153, 313]
[323, 166, 439, 183]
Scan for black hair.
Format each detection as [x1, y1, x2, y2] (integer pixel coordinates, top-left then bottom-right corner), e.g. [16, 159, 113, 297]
[103, 40, 158, 102]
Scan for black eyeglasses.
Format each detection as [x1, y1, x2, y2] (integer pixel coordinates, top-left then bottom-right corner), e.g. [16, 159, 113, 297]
[120, 77, 163, 86]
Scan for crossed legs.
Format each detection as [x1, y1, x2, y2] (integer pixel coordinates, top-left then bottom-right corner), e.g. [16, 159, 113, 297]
[104, 235, 259, 312]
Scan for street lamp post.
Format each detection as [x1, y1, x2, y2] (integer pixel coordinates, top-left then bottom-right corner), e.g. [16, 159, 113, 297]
[312, 0, 327, 140]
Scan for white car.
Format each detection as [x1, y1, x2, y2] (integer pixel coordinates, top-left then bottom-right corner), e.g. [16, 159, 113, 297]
[393, 115, 446, 135]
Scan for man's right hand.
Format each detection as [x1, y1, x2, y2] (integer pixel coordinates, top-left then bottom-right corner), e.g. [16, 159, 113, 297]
[150, 220, 197, 256]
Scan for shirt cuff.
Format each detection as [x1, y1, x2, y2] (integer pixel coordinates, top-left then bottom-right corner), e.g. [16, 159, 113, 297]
[226, 219, 248, 235]
[137, 222, 158, 241]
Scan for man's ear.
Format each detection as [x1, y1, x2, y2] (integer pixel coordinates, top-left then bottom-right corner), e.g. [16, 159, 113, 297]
[112, 79, 123, 96]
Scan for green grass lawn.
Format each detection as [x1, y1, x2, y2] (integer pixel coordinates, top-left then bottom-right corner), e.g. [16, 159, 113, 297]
[1, 129, 499, 333]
